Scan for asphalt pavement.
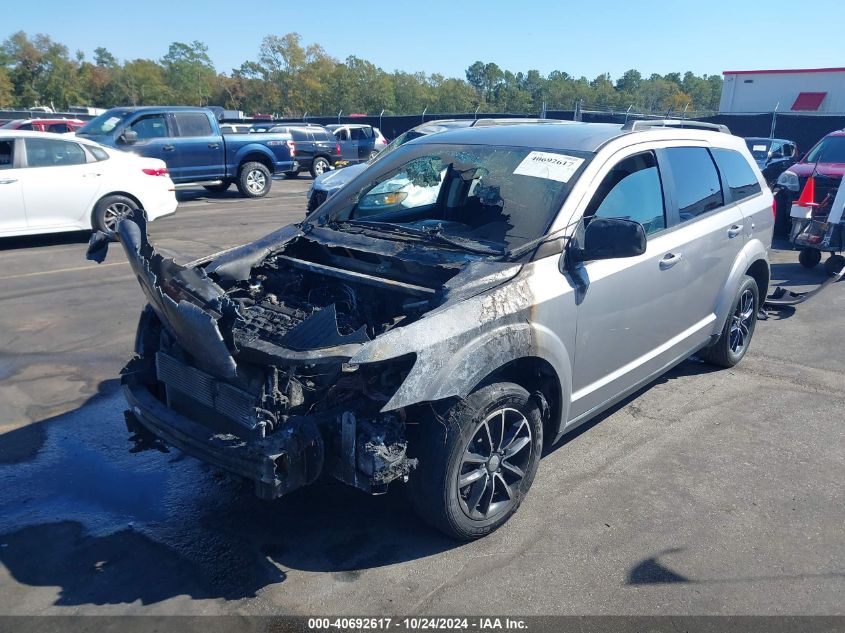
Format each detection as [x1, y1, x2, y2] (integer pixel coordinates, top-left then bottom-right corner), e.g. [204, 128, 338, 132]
[0, 179, 842, 616]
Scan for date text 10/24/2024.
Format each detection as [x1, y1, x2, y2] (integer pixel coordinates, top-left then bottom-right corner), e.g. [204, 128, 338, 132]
[307, 617, 529, 631]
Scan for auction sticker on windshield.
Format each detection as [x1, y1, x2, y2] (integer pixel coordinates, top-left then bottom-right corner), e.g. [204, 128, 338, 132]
[513, 151, 584, 183]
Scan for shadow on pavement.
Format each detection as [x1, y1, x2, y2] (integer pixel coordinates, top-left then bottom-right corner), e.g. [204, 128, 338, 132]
[0, 379, 459, 606]
[0, 230, 91, 251]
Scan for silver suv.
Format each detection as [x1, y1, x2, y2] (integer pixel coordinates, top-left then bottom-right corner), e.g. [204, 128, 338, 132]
[98, 120, 773, 540]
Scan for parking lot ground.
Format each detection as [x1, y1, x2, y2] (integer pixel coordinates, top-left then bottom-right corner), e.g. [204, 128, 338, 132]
[0, 179, 842, 615]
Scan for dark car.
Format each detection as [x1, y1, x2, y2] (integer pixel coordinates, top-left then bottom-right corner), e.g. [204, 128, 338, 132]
[250, 124, 341, 178]
[773, 129, 845, 236]
[78, 107, 297, 198]
[326, 124, 378, 164]
[744, 137, 798, 186]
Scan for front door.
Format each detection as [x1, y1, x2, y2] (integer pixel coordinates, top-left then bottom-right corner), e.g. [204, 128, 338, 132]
[334, 127, 358, 161]
[568, 150, 706, 420]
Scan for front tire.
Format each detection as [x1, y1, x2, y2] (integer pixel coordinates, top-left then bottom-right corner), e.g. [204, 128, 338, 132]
[93, 194, 139, 235]
[700, 275, 759, 368]
[310, 157, 329, 178]
[409, 383, 543, 540]
[236, 162, 271, 198]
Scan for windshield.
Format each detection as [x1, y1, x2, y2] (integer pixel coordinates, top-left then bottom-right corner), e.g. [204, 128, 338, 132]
[745, 140, 772, 160]
[313, 142, 592, 254]
[804, 135, 845, 164]
[366, 130, 426, 165]
[77, 110, 130, 136]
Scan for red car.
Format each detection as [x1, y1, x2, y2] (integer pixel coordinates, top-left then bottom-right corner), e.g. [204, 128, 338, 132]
[775, 129, 845, 235]
[0, 118, 86, 133]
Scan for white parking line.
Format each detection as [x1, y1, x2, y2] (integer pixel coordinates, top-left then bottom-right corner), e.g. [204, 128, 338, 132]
[0, 261, 128, 281]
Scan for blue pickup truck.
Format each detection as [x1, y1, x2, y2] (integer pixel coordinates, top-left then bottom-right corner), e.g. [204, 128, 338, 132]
[77, 107, 297, 198]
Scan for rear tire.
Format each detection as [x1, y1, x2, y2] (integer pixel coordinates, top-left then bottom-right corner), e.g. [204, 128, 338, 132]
[408, 382, 543, 540]
[236, 162, 271, 198]
[824, 254, 845, 276]
[310, 157, 330, 178]
[93, 194, 139, 236]
[203, 181, 230, 193]
[798, 248, 821, 268]
[700, 275, 759, 368]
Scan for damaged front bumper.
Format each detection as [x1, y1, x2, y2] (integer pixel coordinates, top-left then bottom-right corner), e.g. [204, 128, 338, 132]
[122, 355, 416, 500]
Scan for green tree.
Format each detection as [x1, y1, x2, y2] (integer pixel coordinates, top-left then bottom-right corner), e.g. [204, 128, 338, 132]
[161, 41, 215, 105]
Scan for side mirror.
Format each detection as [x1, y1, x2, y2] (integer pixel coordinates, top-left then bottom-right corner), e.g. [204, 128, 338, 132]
[120, 130, 139, 144]
[573, 217, 647, 262]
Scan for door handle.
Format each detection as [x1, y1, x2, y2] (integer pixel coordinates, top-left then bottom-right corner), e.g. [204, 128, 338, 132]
[0, 178, 17, 185]
[82, 173, 101, 178]
[659, 252, 683, 270]
[208, 143, 219, 149]
[728, 224, 743, 238]
[162, 145, 175, 151]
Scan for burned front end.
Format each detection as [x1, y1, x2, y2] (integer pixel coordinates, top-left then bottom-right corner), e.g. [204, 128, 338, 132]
[102, 211, 524, 500]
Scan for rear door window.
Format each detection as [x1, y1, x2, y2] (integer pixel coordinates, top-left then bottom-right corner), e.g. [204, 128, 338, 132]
[174, 112, 213, 137]
[711, 148, 762, 203]
[290, 129, 308, 142]
[586, 151, 666, 235]
[664, 147, 724, 222]
[24, 138, 88, 168]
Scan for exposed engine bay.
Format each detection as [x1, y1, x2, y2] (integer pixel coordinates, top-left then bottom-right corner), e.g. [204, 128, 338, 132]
[89, 209, 528, 500]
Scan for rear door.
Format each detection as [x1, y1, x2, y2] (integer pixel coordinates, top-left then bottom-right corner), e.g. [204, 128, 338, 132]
[570, 149, 700, 419]
[655, 145, 745, 340]
[170, 111, 224, 182]
[0, 138, 27, 235]
[18, 137, 102, 230]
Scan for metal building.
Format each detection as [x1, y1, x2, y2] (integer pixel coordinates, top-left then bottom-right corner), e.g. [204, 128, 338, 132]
[719, 67, 845, 114]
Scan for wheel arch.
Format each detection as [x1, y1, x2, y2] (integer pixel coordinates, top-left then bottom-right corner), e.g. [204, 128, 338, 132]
[237, 152, 274, 174]
[473, 356, 564, 443]
[713, 240, 770, 338]
[90, 191, 142, 229]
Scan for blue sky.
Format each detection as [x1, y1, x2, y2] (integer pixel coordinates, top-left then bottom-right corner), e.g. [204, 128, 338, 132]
[7, 0, 845, 79]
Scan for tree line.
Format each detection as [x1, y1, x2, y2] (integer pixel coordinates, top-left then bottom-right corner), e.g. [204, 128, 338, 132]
[0, 31, 724, 116]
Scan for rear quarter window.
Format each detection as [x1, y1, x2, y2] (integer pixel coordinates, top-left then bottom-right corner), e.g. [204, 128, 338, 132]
[711, 148, 762, 202]
[664, 147, 724, 222]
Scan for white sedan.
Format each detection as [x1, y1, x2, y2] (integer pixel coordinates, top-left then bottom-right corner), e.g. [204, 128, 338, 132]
[0, 130, 177, 238]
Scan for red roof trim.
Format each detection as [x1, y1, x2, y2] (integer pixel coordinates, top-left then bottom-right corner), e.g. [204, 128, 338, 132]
[723, 67, 845, 75]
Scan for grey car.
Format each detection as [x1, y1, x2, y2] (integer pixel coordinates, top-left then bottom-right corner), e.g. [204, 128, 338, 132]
[95, 120, 773, 540]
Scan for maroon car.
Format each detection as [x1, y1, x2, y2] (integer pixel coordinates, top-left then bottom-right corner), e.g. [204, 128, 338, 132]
[0, 118, 86, 133]
[774, 129, 845, 235]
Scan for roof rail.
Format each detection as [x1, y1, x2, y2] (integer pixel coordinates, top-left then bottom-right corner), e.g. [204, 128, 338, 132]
[622, 119, 731, 134]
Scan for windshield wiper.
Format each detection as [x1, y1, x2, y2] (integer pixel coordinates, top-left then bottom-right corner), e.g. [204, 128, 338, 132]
[331, 220, 503, 255]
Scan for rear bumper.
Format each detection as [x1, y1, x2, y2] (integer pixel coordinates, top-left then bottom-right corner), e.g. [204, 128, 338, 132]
[273, 159, 298, 174]
[139, 183, 178, 222]
[123, 370, 323, 499]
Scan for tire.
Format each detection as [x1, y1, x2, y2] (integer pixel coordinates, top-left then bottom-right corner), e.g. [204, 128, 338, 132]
[408, 382, 543, 540]
[823, 254, 845, 277]
[368, 150, 379, 160]
[236, 162, 271, 198]
[310, 157, 330, 178]
[700, 275, 759, 368]
[203, 181, 230, 193]
[93, 194, 139, 235]
[798, 248, 821, 268]
[284, 170, 300, 179]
